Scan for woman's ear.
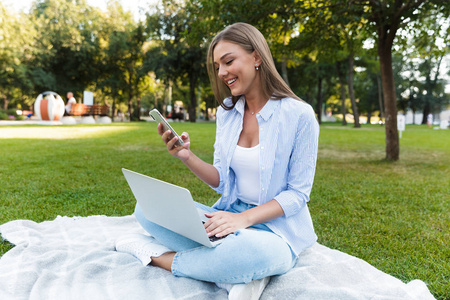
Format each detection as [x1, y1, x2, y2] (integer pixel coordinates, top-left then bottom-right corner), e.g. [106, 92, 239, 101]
[253, 51, 262, 66]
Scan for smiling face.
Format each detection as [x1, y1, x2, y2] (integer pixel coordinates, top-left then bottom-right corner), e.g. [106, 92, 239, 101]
[213, 41, 262, 100]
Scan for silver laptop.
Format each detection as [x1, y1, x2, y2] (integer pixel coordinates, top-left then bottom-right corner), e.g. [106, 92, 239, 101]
[122, 168, 225, 247]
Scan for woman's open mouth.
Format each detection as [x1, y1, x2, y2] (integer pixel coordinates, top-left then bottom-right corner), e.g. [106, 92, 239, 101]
[226, 78, 237, 86]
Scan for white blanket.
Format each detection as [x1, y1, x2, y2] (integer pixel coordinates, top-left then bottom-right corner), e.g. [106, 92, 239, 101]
[0, 215, 435, 300]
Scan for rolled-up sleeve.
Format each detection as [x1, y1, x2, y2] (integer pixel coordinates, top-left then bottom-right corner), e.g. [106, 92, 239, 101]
[274, 105, 319, 218]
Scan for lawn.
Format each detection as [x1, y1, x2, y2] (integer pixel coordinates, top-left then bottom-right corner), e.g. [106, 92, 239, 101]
[0, 122, 449, 299]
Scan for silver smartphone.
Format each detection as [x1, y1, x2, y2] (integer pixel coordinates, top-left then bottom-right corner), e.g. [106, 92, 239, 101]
[149, 109, 184, 146]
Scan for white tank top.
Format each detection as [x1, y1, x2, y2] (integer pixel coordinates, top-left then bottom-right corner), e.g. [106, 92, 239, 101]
[230, 144, 260, 205]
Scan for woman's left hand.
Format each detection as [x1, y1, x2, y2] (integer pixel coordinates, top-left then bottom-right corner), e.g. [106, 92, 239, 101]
[203, 211, 250, 238]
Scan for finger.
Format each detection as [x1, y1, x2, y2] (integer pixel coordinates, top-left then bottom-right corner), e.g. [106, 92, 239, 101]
[204, 212, 226, 226]
[206, 217, 230, 235]
[161, 129, 171, 142]
[179, 133, 190, 147]
[203, 216, 219, 231]
[204, 212, 219, 218]
[203, 214, 223, 232]
[209, 224, 234, 237]
[180, 132, 189, 141]
[157, 123, 165, 135]
[166, 136, 180, 150]
[162, 130, 176, 145]
[208, 224, 226, 237]
[216, 228, 234, 238]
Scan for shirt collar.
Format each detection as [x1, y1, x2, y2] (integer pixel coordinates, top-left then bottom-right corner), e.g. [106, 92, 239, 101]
[235, 96, 246, 116]
[234, 96, 280, 121]
[258, 99, 279, 121]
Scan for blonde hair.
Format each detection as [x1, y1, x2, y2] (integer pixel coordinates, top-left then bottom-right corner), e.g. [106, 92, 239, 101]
[207, 22, 300, 110]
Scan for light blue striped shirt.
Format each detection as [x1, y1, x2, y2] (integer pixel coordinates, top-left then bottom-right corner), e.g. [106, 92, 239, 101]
[211, 96, 319, 255]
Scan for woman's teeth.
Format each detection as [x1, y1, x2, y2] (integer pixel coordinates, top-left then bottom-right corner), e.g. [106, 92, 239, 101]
[227, 78, 237, 85]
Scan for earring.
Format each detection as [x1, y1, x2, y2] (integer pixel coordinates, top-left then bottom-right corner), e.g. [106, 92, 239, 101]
[255, 65, 259, 71]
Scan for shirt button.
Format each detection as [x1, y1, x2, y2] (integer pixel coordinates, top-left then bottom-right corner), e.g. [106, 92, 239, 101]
[262, 188, 265, 191]
[260, 127, 263, 130]
[261, 146, 264, 150]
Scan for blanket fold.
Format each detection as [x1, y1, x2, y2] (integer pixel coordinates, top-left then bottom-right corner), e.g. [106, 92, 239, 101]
[0, 215, 435, 300]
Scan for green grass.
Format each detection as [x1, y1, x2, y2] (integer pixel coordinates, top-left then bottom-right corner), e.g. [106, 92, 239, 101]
[1, 122, 449, 299]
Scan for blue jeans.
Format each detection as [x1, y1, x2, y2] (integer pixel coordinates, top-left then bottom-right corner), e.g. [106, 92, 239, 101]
[134, 199, 297, 284]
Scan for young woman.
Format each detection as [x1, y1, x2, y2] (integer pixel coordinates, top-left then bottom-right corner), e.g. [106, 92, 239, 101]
[116, 22, 319, 296]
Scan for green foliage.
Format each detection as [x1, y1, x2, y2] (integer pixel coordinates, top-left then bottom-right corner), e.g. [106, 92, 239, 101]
[99, 15, 148, 119]
[30, 0, 103, 95]
[0, 123, 449, 299]
[144, 0, 209, 121]
[0, 109, 20, 120]
[0, 0, 449, 157]
[0, 3, 35, 108]
[1, 0, 448, 120]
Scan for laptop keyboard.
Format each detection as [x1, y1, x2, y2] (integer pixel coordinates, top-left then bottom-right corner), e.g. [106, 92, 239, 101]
[202, 221, 228, 242]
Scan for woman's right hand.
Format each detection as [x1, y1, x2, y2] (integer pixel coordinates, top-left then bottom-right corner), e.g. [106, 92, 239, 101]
[157, 123, 191, 162]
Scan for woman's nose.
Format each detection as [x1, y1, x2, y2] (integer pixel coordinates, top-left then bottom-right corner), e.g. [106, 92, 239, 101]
[217, 65, 227, 78]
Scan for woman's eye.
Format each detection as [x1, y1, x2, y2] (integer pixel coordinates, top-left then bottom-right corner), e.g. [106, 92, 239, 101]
[226, 60, 233, 65]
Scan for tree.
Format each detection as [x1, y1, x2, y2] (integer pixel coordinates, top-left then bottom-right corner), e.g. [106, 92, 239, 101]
[291, 1, 366, 126]
[187, 0, 308, 104]
[30, 0, 103, 97]
[144, 0, 208, 122]
[95, 1, 148, 120]
[329, 0, 450, 160]
[335, 60, 348, 125]
[0, 4, 35, 110]
[366, 1, 448, 160]
[407, 10, 450, 123]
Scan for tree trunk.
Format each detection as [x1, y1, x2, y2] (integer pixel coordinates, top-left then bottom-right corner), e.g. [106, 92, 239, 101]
[188, 73, 197, 122]
[134, 82, 141, 122]
[421, 55, 443, 124]
[422, 102, 431, 125]
[378, 40, 399, 161]
[127, 79, 133, 121]
[281, 58, 290, 87]
[112, 97, 116, 122]
[316, 77, 323, 124]
[376, 75, 384, 124]
[347, 55, 360, 128]
[336, 62, 347, 125]
[136, 98, 141, 121]
[128, 99, 133, 120]
[163, 81, 172, 117]
[371, 0, 428, 160]
[3, 97, 9, 111]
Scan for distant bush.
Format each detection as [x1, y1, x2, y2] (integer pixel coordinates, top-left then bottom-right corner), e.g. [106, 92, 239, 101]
[0, 109, 26, 120]
[0, 111, 9, 120]
[6, 109, 18, 117]
[0, 109, 22, 120]
[334, 116, 343, 122]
